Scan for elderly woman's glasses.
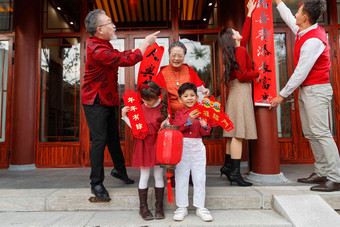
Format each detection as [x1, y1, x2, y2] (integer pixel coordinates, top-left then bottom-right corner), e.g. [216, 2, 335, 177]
[170, 53, 185, 59]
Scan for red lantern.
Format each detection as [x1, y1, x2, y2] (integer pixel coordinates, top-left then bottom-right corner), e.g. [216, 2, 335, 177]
[156, 125, 183, 168]
[156, 125, 183, 203]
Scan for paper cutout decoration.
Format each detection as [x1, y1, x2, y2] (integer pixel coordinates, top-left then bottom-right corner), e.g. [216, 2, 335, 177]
[122, 89, 149, 139]
[189, 96, 234, 132]
[137, 42, 164, 94]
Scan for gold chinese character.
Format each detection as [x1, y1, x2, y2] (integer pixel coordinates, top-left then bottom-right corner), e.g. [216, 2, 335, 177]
[213, 113, 219, 121]
[136, 123, 143, 130]
[128, 97, 135, 103]
[203, 110, 210, 117]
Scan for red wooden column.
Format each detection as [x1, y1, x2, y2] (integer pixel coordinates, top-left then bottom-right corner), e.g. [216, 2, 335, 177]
[250, 108, 281, 172]
[247, 0, 286, 182]
[10, 0, 39, 168]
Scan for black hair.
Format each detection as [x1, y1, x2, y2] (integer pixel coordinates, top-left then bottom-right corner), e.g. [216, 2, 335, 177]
[178, 82, 197, 97]
[218, 27, 240, 82]
[139, 80, 169, 120]
[168, 41, 187, 55]
[301, 0, 327, 25]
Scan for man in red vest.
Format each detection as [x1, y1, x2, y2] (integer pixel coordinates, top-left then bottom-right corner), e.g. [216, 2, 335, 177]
[83, 9, 159, 199]
[270, 0, 340, 191]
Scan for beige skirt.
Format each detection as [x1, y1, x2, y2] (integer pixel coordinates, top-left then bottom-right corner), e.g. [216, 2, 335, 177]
[223, 79, 257, 140]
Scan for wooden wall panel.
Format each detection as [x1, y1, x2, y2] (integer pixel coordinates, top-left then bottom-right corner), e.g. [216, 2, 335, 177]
[279, 142, 295, 161]
[36, 143, 81, 167]
[204, 140, 225, 166]
[300, 141, 314, 163]
[0, 144, 7, 168]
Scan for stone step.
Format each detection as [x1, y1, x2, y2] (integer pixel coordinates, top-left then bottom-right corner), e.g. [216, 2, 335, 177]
[274, 195, 340, 227]
[0, 210, 293, 226]
[1, 186, 340, 212]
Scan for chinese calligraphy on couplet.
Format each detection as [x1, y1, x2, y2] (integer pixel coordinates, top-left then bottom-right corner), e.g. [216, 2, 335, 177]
[252, 0, 277, 106]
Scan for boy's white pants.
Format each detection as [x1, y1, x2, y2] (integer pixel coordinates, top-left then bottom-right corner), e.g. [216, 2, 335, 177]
[175, 138, 206, 208]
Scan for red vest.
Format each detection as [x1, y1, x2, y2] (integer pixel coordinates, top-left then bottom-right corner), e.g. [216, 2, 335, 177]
[294, 26, 330, 86]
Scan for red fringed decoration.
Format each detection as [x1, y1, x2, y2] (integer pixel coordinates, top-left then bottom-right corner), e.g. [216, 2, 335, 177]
[189, 96, 234, 132]
[122, 89, 149, 139]
[137, 42, 164, 100]
[166, 170, 174, 203]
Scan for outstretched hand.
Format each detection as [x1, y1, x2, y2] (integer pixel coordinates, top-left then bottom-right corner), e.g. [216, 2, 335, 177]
[274, 0, 283, 6]
[138, 31, 161, 54]
[188, 109, 200, 123]
[199, 118, 208, 128]
[269, 95, 284, 110]
[121, 106, 130, 117]
[145, 31, 160, 46]
[247, 0, 257, 17]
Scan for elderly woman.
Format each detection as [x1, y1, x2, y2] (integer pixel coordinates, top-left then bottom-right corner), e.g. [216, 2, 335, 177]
[154, 41, 209, 114]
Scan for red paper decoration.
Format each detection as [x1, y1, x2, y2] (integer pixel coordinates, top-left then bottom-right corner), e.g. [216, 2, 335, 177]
[189, 96, 234, 132]
[122, 89, 149, 139]
[137, 42, 164, 98]
[252, 1, 277, 106]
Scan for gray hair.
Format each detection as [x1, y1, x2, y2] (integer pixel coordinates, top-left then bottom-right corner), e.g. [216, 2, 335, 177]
[168, 41, 187, 55]
[85, 9, 106, 36]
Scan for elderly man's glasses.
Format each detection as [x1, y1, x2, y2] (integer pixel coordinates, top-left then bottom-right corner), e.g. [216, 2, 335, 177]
[98, 22, 114, 27]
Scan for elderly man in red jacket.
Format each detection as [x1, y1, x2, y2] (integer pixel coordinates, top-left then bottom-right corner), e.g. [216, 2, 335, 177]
[270, 0, 340, 191]
[82, 9, 159, 199]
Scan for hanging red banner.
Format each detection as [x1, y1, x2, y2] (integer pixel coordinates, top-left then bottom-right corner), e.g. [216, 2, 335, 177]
[252, 0, 277, 106]
[122, 89, 149, 139]
[137, 42, 164, 90]
[189, 96, 234, 132]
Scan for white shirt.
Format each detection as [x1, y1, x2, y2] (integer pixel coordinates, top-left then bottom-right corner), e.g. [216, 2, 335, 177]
[277, 2, 326, 98]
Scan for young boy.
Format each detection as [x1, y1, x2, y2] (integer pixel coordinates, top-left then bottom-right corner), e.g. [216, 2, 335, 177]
[172, 82, 213, 222]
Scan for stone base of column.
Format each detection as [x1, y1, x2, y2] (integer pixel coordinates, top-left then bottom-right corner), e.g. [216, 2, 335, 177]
[247, 171, 288, 183]
[9, 164, 36, 171]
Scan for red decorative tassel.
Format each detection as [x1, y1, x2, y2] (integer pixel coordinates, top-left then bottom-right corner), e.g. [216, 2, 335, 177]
[165, 170, 174, 203]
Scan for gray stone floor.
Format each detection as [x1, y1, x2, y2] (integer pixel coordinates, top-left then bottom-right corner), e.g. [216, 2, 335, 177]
[0, 164, 314, 189]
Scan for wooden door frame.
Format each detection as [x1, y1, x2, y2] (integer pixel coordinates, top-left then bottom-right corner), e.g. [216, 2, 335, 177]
[0, 35, 14, 169]
[273, 24, 340, 164]
[273, 26, 303, 164]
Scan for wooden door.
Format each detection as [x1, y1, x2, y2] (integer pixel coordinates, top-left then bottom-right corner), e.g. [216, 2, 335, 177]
[273, 27, 301, 163]
[274, 27, 339, 164]
[0, 37, 13, 168]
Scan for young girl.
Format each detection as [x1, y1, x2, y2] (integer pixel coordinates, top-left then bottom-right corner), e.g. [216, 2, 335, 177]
[122, 80, 168, 220]
[218, 0, 259, 186]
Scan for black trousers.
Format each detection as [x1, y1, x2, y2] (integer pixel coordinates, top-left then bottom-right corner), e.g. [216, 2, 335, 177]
[83, 96, 126, 186]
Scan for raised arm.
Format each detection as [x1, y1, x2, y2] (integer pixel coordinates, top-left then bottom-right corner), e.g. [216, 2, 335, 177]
[91, 44, 143, 67]
[275, 0, 299, 34]
[240, 0, 257, 47]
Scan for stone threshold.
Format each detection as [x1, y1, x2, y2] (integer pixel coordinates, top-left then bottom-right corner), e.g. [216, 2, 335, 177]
[0, 186, 340, 212]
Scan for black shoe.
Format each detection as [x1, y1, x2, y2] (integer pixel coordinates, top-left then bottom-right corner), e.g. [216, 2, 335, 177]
[110, 168, 134, 184]
[220, 165, 231, 181]
[189, 175, 193, 186]
[91, 184, 109, 198]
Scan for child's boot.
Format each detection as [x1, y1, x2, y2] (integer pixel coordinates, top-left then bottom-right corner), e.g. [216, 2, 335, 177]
[138, 188, 154, 220]
[154, 187, 165, 219]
